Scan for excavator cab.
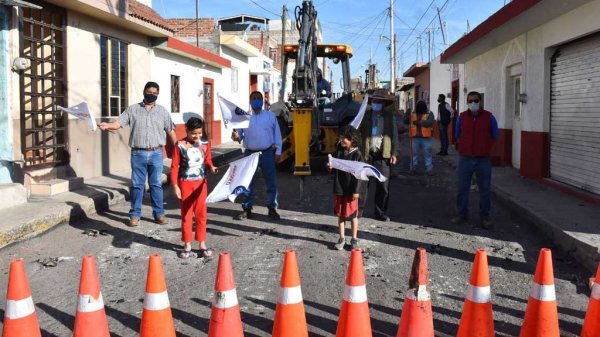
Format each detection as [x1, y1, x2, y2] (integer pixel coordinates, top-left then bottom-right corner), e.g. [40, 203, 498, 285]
[276, 43, 361, 175]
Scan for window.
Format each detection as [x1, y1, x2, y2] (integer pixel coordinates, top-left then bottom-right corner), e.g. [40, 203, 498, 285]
[100, 36, 128, 117]
[171, 75, 180, 113]
[231, 67, 238, 92]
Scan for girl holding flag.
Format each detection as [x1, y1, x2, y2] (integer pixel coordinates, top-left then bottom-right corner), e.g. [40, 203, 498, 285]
[328, 125, 363, 250]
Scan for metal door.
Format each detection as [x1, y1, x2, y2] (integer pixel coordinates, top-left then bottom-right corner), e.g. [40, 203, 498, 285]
[550, 33, 600, 194]
[203, 81, 213, 141]
[20, 4, 67, 167]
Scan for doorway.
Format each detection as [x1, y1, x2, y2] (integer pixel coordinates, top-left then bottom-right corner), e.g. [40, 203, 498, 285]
[510, 76, 522, 168]
[203, 79, 214, 143]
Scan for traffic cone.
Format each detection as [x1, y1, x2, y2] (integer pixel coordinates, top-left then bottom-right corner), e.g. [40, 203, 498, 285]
[581, 263, 600, 337]
[73, 256, 110, 337]
[456, 248, 495, 337]
[208, 252, 244, 337]
[336, 248, 372, 337]
[272, 249, 308, 337]
[139, 254, 176, 337]
[519, 248, 559, 337]
[396, 247, 434, 337]
[2, 259, 41, 337]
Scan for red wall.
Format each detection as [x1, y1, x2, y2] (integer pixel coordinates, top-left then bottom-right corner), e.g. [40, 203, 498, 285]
[520, 131, 549, 180]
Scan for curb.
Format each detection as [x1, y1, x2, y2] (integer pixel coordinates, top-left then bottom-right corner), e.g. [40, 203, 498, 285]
[0, 148, 242, 250]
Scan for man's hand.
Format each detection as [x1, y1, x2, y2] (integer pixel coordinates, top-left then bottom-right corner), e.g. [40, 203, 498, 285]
[231, 130, 239, 141]
[210, 166, 218, 174]
[99, 122, 109, 131]
[390, 155, 397, 165]
[275, 155, 281, 164]
[352, 193, 359, 201]
[173, 185, 182, 200]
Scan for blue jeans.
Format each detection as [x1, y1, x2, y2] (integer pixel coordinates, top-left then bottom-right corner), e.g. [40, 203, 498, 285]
[439, 123, 449, 153]
[411, 137, 433, 172]
[242, 148, 278, 210]
[130, 149, 164, 219]
[457, 156, 492, 219]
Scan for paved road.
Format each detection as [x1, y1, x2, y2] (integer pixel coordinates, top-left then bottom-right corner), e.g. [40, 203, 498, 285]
[0, 147, 592, 336]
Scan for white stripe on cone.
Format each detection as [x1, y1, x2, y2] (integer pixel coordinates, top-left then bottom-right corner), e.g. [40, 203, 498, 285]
[77, 293, 105, 313]
[466, 285, 491, 303]
[143, 290, 171, 311]
[530, 282, 556, 301]
[5, 297, 35, 319]
[278, 285, 303, 305]
[405, 285, 431, 302]
[591, 282, 600, 301]
[213, 288, 239, 309]
[343, 285, 367, 303]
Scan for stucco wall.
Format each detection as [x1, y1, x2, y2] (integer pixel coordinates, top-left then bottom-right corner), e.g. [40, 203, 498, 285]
[65, 10, 153, 178]
[464, 0, 600, 132]
[429, 56, 453, 118]
[220, 47, 251, 109]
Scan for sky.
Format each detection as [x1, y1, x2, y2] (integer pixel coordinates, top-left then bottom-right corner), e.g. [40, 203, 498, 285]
[153, 0, 508, 87]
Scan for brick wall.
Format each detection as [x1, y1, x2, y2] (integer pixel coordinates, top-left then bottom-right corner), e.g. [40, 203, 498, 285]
[168, 18, 215, 37]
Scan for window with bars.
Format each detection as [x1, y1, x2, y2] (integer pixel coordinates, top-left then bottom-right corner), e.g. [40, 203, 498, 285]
[171, 75, 180, 113]
[100, 36, 128, 117]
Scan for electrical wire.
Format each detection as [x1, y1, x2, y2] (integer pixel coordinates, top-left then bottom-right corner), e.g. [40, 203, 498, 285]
[248, 0, 279, 17]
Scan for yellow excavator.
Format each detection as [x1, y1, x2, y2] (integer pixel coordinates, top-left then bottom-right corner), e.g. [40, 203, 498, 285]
[270, 0, 362, 175]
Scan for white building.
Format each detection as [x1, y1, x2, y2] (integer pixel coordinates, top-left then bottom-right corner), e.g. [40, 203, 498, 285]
[442, 0, 600, 198]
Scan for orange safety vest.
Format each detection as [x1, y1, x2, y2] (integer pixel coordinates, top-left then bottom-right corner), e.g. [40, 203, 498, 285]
[409, 113, 432, 138]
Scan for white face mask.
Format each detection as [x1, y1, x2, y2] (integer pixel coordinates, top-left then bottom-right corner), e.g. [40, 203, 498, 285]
[468, 102, 480, 112]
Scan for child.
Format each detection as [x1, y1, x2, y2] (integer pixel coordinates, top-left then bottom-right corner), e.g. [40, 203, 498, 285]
[330, 125, 363, 250]
[170, 117, 217, 258]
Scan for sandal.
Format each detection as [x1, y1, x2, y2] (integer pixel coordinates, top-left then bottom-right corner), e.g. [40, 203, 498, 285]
[178, 249, 192, 259]
[198, 248, 213, 258]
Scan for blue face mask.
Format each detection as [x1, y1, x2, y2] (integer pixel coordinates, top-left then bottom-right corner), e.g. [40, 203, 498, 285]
[372, 103, 383, 112]
[250, 99, 263, 110]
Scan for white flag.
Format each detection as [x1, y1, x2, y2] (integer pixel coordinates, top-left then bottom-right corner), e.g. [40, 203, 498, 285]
[217, 94, 252, 129]
[349, 94, 369, 129]
[58, 102, 97, 131]
[328, 154, 387, 182]
[207, 152, 261, 203]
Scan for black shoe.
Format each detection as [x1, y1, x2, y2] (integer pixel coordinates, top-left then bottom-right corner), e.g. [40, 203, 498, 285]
[451, 216, 467, 224]
[234, 209, 252, 220]
[334, 237, 346, 250]
[268, 208, 281, 220]
[376, 214, 391, 222]
[480, 219, 494, 230]
[436, 151, 443, 155]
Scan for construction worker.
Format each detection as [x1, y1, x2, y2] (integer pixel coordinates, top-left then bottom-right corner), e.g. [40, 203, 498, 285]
[405, 100, 435, 175]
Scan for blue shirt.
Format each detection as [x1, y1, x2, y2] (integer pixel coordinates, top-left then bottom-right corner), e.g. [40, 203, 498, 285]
[455, 113, 499, 140]
[238, 110, 283, 155]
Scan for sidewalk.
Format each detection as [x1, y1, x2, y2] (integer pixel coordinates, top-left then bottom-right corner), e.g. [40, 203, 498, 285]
[437, 139, 600, 273]
[0, 142, 243, 249]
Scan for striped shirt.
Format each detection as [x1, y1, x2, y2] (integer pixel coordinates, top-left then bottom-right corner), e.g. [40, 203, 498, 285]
[117, 102, 174, 148]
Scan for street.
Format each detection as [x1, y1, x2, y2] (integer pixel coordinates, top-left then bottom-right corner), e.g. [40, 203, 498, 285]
[0, 145, 592, 337]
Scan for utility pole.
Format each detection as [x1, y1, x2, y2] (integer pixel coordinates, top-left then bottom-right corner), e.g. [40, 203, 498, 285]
[279, 5, 287, 102]
[195, 0, 199, 47]
[436, 6, 447, 48]
[428, 29, 431, 62]
[389, 0, 395, 92]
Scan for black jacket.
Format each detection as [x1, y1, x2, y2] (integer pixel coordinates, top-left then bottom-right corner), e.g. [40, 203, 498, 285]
[332, 147, 363, 196]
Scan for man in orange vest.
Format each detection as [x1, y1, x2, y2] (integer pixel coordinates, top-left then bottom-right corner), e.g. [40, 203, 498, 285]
[404, 100, 435, 175]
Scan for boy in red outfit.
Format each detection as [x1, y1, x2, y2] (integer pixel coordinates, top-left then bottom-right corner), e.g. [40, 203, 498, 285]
[170, 117, 217, 258]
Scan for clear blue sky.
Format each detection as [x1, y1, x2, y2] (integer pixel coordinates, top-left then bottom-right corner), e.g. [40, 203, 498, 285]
[154, 0, 507, 84]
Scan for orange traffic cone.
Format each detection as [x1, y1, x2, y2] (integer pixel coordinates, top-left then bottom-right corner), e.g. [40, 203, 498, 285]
[519, 248, 559, 337]
[139, 254, 176, 337]
[1, 259, 41, 337]
[456, 248, 495, 337]
[396, 247, 434, 337]
[581, 263, 600, 337]
[336, 248, 372, 337]
[208, 252, 244, 337]
[73, 256, 110, 337]
[272, 249, 308, 337]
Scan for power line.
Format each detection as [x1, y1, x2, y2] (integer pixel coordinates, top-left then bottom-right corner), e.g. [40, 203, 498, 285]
[396, 0, 437, 54]
[248, 0, 279, 17]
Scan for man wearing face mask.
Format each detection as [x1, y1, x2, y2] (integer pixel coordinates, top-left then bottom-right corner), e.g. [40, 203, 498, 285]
[451, 91, 499, 229]
[404, 100, 435, 175]
[231, 91, 283, 221]
[99, 81, 177, 227]
[358, 89, 400, 221]
[436, 94, 454, 156]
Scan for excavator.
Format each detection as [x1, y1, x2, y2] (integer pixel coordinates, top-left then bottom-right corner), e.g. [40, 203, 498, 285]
[270, 0, 362, 176]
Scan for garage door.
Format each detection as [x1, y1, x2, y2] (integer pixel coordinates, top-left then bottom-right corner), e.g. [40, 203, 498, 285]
[550, 34, 600, 195]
